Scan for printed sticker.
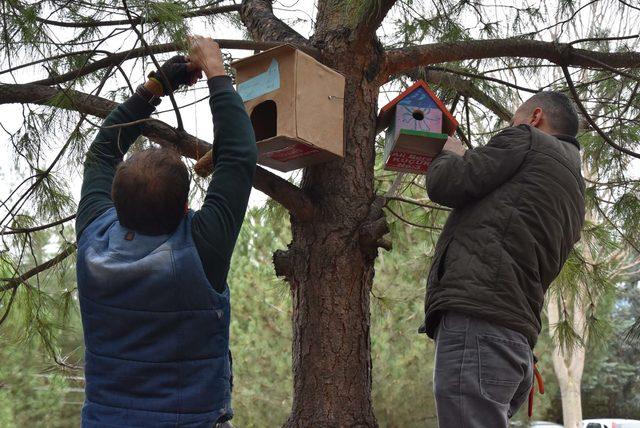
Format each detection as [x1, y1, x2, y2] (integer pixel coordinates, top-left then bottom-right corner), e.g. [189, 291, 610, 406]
[267, 143, 320, 162]
[386, 151, 434, 173]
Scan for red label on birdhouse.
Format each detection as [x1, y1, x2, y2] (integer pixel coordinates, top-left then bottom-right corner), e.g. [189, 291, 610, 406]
[266, 143, 320, 162]
[386, 151, 434, 173]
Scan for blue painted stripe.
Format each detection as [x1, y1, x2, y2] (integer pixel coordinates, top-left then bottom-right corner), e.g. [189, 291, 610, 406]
[237, 59, 280, 102]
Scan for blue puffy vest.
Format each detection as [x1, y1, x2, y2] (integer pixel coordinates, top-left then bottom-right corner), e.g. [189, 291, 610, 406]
[76, 208, 232, 427]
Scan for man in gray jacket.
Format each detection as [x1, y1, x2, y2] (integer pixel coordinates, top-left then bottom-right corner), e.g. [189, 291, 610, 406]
[421, 91, 585, 427]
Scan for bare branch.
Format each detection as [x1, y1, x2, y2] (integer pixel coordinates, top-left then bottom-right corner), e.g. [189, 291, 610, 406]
[404, 65, 538, 94]
[406, 68, 513, 122]
[121, 0, 183, 130]
[0, 82, 315, 219]
[30, 40, 310, 87]
[569, 34, 639, 46]
[383, 38, 640, 78]
[32, 4, 241, 28]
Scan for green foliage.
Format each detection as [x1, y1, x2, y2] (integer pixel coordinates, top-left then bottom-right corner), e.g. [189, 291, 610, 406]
[371, 221, 438, 426]
[1, 204, 639, 426]
[0, 257, 75, 427]
[144, 1, 190, 44]
[0, 340, 70, 427]
[582, 281, 640, 418]
[226, 208, 293, 426]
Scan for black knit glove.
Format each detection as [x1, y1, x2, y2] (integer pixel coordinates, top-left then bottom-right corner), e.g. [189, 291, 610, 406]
[148, 55, 200, 96]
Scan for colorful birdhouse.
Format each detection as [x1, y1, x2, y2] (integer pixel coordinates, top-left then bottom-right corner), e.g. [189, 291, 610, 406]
[377, 80, 458, 174]
[231, 45, 345, 172]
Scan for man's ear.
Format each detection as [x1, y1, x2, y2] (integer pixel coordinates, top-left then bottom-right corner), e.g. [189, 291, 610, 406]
[529, 107, 543, 128]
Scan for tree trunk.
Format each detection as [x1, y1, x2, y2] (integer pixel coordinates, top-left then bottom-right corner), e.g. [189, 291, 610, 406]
[274, 36, 385, 426]
[548, 292, 587, 428]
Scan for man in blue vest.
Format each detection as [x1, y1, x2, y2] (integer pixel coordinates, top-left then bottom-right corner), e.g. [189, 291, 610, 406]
[75, 36, 257, 427]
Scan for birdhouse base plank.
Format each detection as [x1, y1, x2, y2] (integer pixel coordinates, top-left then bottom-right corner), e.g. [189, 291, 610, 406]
[396, 130, 448, 157]
[257, 136, 339, 172]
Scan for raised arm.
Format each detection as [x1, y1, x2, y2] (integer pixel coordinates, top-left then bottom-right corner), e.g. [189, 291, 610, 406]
[75, 93, 156, 239]
[75, 55, 201, 239]
[426, 125, 532, 208]
[189, 37, 258, 292]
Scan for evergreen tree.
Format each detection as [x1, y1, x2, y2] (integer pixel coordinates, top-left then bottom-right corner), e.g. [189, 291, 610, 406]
[2, 0, 640, 425]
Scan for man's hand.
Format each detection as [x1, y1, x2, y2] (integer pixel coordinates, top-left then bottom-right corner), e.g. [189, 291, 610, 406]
[442, 136, 466, 156]
[146, 55, 201, 96]
[188, 36, 226, 79]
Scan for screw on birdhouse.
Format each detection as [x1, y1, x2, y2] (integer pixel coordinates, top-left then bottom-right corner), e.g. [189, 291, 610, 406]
[328, 95, 344, 100]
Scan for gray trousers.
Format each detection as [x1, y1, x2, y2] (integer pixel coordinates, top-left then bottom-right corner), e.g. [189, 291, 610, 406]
[433, 311, 534, 428]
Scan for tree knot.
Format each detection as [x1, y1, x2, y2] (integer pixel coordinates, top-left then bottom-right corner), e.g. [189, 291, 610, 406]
[358, 196, 392, 255]
[273, 247, 298, 280]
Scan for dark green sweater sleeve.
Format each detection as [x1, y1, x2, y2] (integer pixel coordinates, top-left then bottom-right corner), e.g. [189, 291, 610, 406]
[76, 95, 155, 239]
[191, 77, 258, 292]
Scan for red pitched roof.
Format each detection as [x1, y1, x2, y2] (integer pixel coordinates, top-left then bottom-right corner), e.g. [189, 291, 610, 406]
[377, 80, 459, 136]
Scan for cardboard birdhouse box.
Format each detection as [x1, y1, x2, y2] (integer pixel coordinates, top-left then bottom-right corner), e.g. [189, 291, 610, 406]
[377, 80, 458, 174]
[231, 45, 345, 172]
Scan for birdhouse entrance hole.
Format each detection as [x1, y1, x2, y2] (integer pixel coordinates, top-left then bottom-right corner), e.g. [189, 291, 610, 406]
[412, 109, 425, 121]
[250, 100, 277, 141]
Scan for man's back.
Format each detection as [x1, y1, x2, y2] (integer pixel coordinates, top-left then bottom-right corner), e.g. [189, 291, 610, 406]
[77, 208, 232, 426]
[75, 44, 257, 427]
[422, 124, 585, 346]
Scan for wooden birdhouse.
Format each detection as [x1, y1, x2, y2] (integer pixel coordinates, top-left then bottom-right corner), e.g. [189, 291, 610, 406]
[232, 44, 346, 172]
[377, 80, 458, 174]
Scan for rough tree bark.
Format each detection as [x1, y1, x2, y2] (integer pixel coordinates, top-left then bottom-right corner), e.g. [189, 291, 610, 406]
[242, 0, 391, 425]
[278, 49, 384, 428]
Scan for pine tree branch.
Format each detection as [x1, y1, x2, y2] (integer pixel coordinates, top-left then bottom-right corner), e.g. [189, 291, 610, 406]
[402, 65, 538, 93]
[561, 65, 640, 159]
[30, 40, 311, 87]
[0, 287, 18, 326]
[0, 244, 77, 292]
[121, 0, 183, 130]
[383, 38, 640, 78]
[31, 4, 241, 28]
[383, 196, 451, 211]
[0, 67, 114, 227]
[1, 214, 76, 235]
[0, 82, 315, 220]
[383, 206, 442, 231]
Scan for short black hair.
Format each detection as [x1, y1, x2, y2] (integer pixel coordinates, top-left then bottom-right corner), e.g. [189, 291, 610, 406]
[112, 147, 190, 235]
[523, 91, 580, 136]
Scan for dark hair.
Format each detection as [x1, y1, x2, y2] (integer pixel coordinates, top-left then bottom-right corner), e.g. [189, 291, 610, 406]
[112, 148, 190, 235]
[524, 91, 580, 136]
